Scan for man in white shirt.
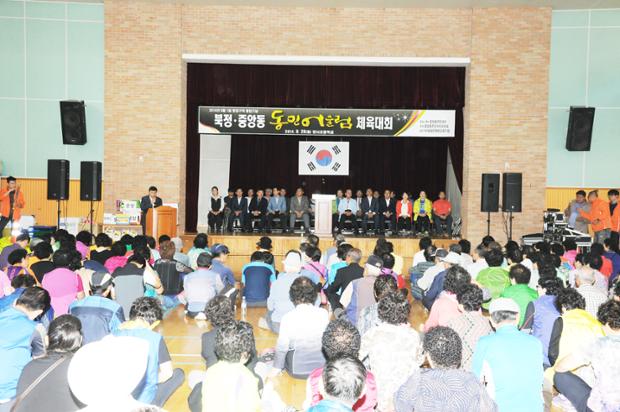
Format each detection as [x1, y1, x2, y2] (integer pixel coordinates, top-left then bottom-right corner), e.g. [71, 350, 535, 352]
[337, 189, 359, 234]
[412, 237, 433, 268]
[576, 269, 608, 317]
[466, 244, 488, 281]
[273, 276, 329, 378]
[416, 249, 449, 291]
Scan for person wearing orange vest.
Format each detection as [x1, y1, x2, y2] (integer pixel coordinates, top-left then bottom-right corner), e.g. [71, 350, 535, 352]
[608, 189, 620, 244]
[579, 190, 611, 244]
[0, 176, 26, 236]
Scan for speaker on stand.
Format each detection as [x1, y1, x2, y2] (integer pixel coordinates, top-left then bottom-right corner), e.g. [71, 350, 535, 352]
[481, 173, 500, 236]
[502, 172, 522, 240]
[80, 161, 102, 234]
[47, 159, 70, 229]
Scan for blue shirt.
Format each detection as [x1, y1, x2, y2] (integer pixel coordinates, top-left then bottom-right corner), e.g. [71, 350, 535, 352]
[211, 259, 235, 286]
[308, 399, 353, 412]
[327, 261, 347, 286]
[337, 198, 358, 217]
[69, 295, 125, 344]
[268, 196, 287, 213]
[241, 261, 276, 284]
[472, 325, 543, 412]
[267, 272, 303, 323]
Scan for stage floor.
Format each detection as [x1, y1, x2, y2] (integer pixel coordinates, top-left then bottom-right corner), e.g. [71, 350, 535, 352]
[180, 232, 457, 276]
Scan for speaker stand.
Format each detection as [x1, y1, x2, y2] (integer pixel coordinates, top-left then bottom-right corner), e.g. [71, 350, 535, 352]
[486, 212, 491, 236]
[89, 199, 94, 235]
[508, 211, 514, 241]
[56, 199, 61, 230]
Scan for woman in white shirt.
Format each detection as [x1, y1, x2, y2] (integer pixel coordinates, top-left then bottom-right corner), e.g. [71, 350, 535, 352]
[396, 192, 413, 232]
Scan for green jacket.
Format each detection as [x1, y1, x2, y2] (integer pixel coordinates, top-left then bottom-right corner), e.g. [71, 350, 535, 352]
[477, 266, 510, 310]
[500, 284, 539, 326]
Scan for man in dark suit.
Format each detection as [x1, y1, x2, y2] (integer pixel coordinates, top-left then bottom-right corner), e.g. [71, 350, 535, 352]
[140, 186, 163, 234]
[378, 189, 396, 234]
[222, 188, 234, 231]
[227, 188, 247, 232]
[360, 188, 380, 235]
[325, 248, 364, 310]
[248, 189, 268, 232]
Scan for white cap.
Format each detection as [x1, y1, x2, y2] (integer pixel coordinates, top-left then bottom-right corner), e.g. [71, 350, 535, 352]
[68, 335, 149, 406]
[488, 297, 520, 314]
[282, 251, 302, 268]
[441, 252, 461, 265]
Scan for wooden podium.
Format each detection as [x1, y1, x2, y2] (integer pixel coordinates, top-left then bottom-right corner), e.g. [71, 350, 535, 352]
[145, 206, 177, 238]
[312, 194, 336, 236]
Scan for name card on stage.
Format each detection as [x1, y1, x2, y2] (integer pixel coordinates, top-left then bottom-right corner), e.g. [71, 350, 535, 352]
[198, 106, 455, 138]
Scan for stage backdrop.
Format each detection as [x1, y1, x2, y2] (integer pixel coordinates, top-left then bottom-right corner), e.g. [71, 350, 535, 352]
[186, 64, 465, 232]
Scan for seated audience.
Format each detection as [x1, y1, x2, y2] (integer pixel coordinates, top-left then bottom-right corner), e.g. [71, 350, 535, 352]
[5, 249, 32, 281]
[75, 231, 92, 260]
[569, 253, 608, 290]
[338, 189, 360, 234]
[104, 242, 129, 274]
[0, 287, 49, 408]
[591, 242, 612, 278]
[114, 297, 184, 406]
[202, 321, 261, 411]
[155, 240, 192, 301]
[459, 239, 474, 267]
[184, 253, 224, 319]
[357, 275, 398, 337]
[522, 276, 564, 367]
[90, 233, 113, 265]
[67, 334, 150, 411]
[274, 276, 328, 378]
[267, 187, 287, 232]
[29, 242, 54, 283]
[0, 275, 36, 312]
[308, 356, 368, 412]
[13, 315, 83, 412]
[396, 192, 413, 232]
[360, 290, 423, 412]
[432, 191, 453, 237]
[409, 245, 437, 295]
[170, 237, 190, 267]
[379, 253, 404, 289]
[41, 249, 85, 316]
[447, 283, 492, 370]
[500, 264, 538, 327]
[242, 251, 275, 307]
[412, 237, 433, 267]
[187, 233, 212, 271]
[554, 300, 620, 412]
[378, 189, 396, 234]
[422, 252, 463, 310]
[323, 234, 346, 269]
[424, 265, 472, 331]
[300, 245, 326, 285]
[69, 271, 124, 344]
[340, 255, 383, 325]
[413, 191, 432, 235]
[248, 189, 268, 232]
[326, 248, 364, 311]
[467, 243, 489, 280]
[262, 250, 304, 333]
[472, 298, 544, 412]
[395, 326, 496, 412]
[305, 319, 377, 411]
[289, 187, 311, 234]
[575, 268, 608, 317]
[227, 188, 247, 232]
[207, 186, 224, 232]
[210, 243, 236, 289]
[360, 188, 379, 235]
[476, 247, 510, 310]
[415, 248, 448, 295]
[0, 233, 29, 271]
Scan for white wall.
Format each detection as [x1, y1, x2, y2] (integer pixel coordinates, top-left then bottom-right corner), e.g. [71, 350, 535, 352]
[197, 134, 231, 228]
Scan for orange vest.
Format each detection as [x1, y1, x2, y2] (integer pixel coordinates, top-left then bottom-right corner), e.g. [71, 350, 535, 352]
[0, 188, 25, 221]
[579, 198, 611, 232]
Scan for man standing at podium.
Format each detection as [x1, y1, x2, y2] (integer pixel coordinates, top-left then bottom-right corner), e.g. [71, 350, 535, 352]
[141, 186, 163, 234]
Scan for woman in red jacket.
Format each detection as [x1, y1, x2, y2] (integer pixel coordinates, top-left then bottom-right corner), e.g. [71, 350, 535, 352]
[396, 192, 413, 232]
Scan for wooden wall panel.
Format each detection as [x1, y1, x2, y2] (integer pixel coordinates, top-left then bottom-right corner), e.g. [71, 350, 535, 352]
[8, 178, 104, 227]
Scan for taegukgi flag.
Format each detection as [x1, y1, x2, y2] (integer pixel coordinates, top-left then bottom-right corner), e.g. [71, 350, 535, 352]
[298, 141, 349, 176]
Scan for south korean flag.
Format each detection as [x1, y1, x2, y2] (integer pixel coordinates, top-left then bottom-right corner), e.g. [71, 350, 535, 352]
[299, 141, 349, 176]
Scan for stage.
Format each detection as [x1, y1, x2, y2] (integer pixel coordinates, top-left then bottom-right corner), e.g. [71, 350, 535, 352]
[180, 232, 457, 277]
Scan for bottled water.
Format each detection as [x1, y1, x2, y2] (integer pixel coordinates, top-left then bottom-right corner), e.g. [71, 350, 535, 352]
[241, 296, 247, 321]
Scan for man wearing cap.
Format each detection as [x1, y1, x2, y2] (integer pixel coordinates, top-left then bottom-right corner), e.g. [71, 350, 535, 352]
[183, 253, 224, 319]
[476, 248, 510, 310]
[420, 251, 461, 310]
[0, 233, 29, 271]
[261, 250, 304, 333]
[210, 244, 235, 287]
[69, 271, 125, 345]
[415, 248, 449, 293]
[472, 298, 544, 412]
[339, 255, 383, 324]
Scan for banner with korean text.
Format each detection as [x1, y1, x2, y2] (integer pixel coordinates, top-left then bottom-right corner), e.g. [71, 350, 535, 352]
[198, 106, 455, 138]
[299, 142, 349, 176]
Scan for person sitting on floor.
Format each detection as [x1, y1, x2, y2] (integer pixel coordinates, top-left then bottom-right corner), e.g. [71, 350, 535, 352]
[553, 300, 620, 412]
[0, 233, 29, 271]
[357, 275, 398, 337]
[395, 326, 497, 412]
[184, 253, 224, 319]
[187, 233, 210, 271]
[379, 253, 405, 289]
[41, 248, 86, 316]
[325, 248, 364, 312]
[421, 252, 463, 311]
[261, 250, 304, 333]
[340, 255, 384, 325]
[29, 242, 54, 284]
[13, 315, 83, 412]
[104, 242, 129, 274]
[113, 297, 184, 407]
[360, 290, 423, 412]
[153, 240, 192, 311]
[242, 251, 276, 307]
[273, 276, 329, 379]
[5, 249, 33, 282]
[69, 271, 124, 344]
[575, 268, 608, 318]
[424, 264, 471, 332]
[500, 264, 538, 327]
[300, 245, 327, 285]
[476, 247, 510, 310]
[90, 233, 113, 266]
[202, 321, 261, 412]
[308, 355, 368, 412]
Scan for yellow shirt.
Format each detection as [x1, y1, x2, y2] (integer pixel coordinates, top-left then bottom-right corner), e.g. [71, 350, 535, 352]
[202, 361, 261, 412]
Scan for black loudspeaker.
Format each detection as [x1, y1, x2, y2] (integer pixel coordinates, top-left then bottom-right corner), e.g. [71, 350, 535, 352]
[481, 173, 500, 212]
[502, 173, 522, 212]
[80, 161, 102, 201]
[566, 107, 595, 151]
[47, 159, 70, 200]
[60, 100, 87, 145]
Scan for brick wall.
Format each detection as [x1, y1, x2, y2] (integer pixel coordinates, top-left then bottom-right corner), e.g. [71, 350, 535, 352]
[104, 1, 551, 241]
